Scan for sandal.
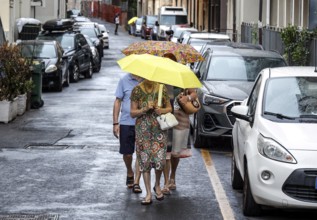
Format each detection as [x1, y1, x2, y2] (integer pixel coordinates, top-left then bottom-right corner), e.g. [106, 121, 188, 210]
[141, 199, 152, 205]
[126, 176, 134, 188]
[162, 185, 171, 195]
[168, 179, 176, 190]
[153, 186, 164, 201]
[132, 184, 142, 194]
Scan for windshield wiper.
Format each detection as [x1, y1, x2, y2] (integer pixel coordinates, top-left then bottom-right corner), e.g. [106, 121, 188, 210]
[264, 111, 295, 120]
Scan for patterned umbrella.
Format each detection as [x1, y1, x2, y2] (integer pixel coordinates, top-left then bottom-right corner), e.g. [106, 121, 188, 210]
[122, 41, 204, 64]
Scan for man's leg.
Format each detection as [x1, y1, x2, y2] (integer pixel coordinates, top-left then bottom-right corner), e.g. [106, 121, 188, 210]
[123, 154, 134, 188]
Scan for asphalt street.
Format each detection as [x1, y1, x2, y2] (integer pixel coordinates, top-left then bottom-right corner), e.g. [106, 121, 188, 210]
[0, 19, 222, 220]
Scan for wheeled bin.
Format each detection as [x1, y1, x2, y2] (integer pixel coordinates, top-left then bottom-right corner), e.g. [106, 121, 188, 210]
[31, 61, 44, 109]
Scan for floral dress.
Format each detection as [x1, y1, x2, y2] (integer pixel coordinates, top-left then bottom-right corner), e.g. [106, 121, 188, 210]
[131, 84, 170, 172]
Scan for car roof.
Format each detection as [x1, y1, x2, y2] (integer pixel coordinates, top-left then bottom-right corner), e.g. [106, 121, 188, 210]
[18, 39, 58, 45]
[207, 45, 284, 59]
[188, 32, 230, 40]
[263, 66, 317, 78]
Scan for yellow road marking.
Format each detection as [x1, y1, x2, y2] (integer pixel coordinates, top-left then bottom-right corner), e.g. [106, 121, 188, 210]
[201, 149, 235, 220]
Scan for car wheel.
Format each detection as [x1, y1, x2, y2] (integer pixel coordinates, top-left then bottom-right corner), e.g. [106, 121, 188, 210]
[70, 63, 80, 83]
[193, 114, 206, 148]
[231, 153, 243, 190]
[85, 61, 93, 78]
[63, 69, 70, 87]
[243, 163, 262, 216]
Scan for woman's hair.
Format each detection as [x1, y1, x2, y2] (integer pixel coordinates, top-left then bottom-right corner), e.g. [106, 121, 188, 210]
[163, 53, 177, 62]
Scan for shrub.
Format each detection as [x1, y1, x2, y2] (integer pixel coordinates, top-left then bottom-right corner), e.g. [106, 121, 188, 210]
[0, 42, 33, 101]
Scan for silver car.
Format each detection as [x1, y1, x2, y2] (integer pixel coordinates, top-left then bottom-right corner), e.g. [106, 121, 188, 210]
[192, 44, 287, 148]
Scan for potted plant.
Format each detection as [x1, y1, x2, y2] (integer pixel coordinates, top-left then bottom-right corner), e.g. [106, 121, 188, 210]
[0, 42, 33, 122]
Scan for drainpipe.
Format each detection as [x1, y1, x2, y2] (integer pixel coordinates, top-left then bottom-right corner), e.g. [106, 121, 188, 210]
[258, 0, 263, 45]
[193, 0, 196, 27]
[208, 0, 211, 32]
[233, 0, 236, 42]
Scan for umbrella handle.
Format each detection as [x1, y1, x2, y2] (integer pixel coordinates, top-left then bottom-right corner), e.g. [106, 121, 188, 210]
[157, 84, 163, 107]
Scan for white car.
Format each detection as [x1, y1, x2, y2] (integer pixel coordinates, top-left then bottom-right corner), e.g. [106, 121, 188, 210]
[98, 24, 109, 49]
[170, 27, 198, 43]
[182, 32, 231, 51]
[231, 66, 317, 216]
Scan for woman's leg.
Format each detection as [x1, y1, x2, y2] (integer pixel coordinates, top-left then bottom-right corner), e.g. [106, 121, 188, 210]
[154, 169, 163, 196]
[142, 171, 152, 202]
[169, 156, 180, 190]
[162, 159, 171, 194]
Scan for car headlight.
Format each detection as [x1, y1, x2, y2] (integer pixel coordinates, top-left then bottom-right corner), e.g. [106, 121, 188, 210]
[257, 134, 297, 164]
[203, 94, 229, 105]
[45, 64, 58, 73]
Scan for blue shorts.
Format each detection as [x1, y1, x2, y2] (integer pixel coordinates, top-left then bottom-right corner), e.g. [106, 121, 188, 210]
[119, 125, 135, 155]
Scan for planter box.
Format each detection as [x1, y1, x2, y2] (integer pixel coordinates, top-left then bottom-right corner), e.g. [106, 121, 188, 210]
[0, 97, 18, 123]
[17, 93, 27, 115]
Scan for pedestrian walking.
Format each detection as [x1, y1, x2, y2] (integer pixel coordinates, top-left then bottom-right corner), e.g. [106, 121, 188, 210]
[151, 21, 159, 40]
[161, 53, 177, 195]
[130, 21, 136, 36]
[130, 79, 172, 205]
[114, 13, 120, 35]
[113, 73, 142, 193]
[168, 88, 198, 191]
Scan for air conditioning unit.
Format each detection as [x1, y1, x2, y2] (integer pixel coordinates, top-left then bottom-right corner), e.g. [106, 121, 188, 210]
[30, 0, 46, 7]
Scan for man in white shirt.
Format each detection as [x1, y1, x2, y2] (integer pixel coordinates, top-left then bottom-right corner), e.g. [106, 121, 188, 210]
[115, 14, 120, 35]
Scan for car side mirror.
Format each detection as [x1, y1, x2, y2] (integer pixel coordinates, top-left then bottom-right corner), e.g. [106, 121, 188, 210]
[231, 106, 252, 122]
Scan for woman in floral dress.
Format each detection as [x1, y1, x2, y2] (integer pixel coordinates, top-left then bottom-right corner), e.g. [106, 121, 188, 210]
[130, 79, 172, 205]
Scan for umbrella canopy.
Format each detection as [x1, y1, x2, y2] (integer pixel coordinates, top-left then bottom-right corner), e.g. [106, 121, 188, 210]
[117, 54, 202, 89]
[122, 41, 204, 64]
[128, 17, 138, 25]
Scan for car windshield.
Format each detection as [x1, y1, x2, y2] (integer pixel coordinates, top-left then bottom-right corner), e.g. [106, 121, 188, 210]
[264, 77, 317, 119]
[21, 44, 56, 58]
[160, 15, 187, 25]
[79, 28, 97, 38]
[206, 56, 286, 81]
[147, 16, 157, 25]
[136, 18, 142, 25]
[38, 35, 74, 50]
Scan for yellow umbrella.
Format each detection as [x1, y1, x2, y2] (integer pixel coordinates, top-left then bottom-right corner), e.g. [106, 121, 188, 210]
[128, 17, 138, 25]
[117, 54, 202, 89]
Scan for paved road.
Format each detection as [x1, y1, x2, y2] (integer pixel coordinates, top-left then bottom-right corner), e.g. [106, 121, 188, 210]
[0, 20, 224, 220]
[1, 19, 317, 220]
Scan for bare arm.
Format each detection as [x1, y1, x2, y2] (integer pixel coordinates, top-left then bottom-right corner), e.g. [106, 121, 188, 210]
[130, 100, 148, 118]
[113, 98, 121, 138]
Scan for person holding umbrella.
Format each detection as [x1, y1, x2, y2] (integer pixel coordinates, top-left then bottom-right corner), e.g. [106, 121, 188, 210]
[130, 79, 172, 205]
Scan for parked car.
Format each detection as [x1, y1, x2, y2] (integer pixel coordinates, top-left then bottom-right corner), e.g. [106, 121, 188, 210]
[135, 17, 143, 36]
[182, 32, 231, 51]
[141, 15, 158, 39]
[231, 66, 317, 216]
[74, 23, 104, 59]
[18, 40, 68, 92]
[192, 44, 287, 148]
[37, 22, 93, 82]
[170, 27, 198, 43]
[98, 24, 109, 49]
[83, 34, 101, 73]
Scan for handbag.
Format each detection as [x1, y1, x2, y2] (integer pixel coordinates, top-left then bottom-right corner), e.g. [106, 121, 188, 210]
[156, 112, 179, 130]
[177, 89, 201, 115]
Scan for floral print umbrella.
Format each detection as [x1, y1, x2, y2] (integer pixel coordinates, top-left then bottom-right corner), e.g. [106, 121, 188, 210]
[122, 41, 204, 64]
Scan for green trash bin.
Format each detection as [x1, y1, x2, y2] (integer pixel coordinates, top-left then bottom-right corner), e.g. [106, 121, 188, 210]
[31, 61, 44, 109]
